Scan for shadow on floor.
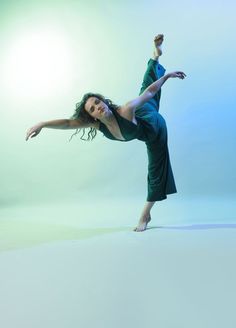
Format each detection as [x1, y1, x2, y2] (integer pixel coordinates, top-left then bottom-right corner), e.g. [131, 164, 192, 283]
[147, 223, 236, 230]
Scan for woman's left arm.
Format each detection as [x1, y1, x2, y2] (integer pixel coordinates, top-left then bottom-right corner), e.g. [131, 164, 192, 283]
[123, 71, 186, 113]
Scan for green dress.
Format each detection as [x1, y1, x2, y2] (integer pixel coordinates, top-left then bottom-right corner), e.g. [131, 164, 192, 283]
[99, 59, 177, 201]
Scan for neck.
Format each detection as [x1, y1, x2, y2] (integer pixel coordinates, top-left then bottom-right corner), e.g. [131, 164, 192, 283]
[99, 108, 115, 126]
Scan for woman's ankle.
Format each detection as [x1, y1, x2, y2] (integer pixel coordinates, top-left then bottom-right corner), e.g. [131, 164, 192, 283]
[141, 211, 151, 219]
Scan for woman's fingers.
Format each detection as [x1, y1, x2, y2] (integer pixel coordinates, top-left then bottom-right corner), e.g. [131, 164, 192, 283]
[31, 132, 37, 138]
[26, 133, 31, 141]
[26, 131, 30, 141]
[26, 128, 37, 140]
[177, 72, 186, 79]
[168, 71, 186, 79]
[169, 71, 186, 79]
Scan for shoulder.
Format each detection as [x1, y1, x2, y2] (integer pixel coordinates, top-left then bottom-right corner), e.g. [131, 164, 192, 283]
[116, 105, 132, 119]
[116, 106, 137, 124]
[120, 91, 153, 113]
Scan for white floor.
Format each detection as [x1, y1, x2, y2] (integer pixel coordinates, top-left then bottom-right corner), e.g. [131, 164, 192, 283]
[0, 197, 236, 328]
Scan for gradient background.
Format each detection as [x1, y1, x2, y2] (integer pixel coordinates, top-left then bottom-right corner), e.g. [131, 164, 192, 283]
[0, 1, 236, 327]
[1, 0, 235, 206]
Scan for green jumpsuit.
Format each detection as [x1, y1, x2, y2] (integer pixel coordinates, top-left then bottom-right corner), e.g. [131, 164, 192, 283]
[99, 58, 177, 201]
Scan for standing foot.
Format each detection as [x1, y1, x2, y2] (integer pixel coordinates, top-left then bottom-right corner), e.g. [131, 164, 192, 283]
[133, 215, 152, 232]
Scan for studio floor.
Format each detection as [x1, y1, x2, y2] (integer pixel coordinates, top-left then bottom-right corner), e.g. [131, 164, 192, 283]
[0, 196, 235, 328]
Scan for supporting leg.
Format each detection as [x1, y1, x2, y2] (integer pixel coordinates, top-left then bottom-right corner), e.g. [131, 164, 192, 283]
[146, 122, 177, 202]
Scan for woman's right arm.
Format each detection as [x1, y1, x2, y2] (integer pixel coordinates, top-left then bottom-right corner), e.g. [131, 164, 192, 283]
[25, 119, 92, 141]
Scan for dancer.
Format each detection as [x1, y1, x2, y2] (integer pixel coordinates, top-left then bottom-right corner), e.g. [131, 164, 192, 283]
[26, 34, 186, 232]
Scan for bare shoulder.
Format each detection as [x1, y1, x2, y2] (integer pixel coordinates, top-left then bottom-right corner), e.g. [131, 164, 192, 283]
[117, 105, 137, 124]
[122, 91, 153, 113]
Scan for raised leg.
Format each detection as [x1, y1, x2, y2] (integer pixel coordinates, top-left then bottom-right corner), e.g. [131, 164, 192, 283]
[133, 35, 177, 233]
[138, 35, 166, 112]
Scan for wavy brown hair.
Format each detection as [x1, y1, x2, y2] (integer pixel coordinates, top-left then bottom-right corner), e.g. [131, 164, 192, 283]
[69, 92, 120, 141]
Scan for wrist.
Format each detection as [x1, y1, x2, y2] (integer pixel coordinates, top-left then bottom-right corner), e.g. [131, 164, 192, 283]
[39, 121, 46, 128]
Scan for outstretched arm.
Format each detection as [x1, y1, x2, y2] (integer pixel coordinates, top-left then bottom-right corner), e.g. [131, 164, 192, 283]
[124, 71, 186, 112]
[26, 119, 91, 141]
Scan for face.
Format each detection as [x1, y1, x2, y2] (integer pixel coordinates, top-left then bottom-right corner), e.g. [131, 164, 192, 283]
[84, 97, 109, 120]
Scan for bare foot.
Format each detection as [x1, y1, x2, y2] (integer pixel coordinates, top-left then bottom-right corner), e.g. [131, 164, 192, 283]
[154, 34, 164, 57]
[133, 215, 152, 232]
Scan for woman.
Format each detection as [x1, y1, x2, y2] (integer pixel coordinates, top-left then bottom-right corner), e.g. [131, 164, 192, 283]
[26, 34, 186, 232]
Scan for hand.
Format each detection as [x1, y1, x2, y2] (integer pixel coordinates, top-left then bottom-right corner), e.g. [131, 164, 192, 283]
[26, 123, 43, 141]
[168, 71, 187, 79]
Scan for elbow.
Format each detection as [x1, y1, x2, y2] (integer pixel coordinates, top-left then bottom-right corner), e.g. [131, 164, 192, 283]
[68, 119, 84, 129]
[145, 89, 155, 100]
